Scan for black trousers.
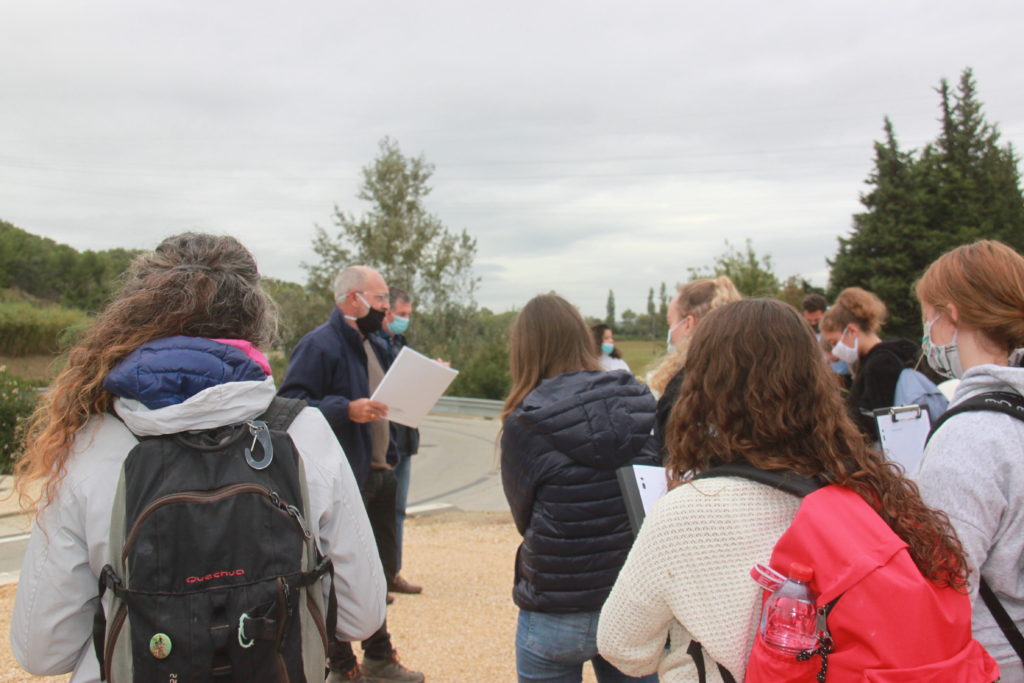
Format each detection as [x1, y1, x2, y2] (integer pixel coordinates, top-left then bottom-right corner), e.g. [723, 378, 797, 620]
[330, 468, 399, 669]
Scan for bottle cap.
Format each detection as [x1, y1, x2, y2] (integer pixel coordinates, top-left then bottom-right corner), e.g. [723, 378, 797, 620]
[789, 561, 813, 582]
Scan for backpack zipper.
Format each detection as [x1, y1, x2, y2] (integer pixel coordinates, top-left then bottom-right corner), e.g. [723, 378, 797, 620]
[122, 483, 311, 568]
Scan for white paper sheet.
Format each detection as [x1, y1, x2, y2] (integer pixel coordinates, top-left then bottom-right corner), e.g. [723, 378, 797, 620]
[370, 345, 459, 428]
[875, 405, 931, 475]
[632, 464, 669, 515]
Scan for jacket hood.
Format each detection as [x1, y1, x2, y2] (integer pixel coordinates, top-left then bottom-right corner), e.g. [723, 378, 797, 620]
[104, 336, 275, 436]
[952, 358, 1024, 406]
[870, 338, 919, 366]
[515, 370, 655, 469]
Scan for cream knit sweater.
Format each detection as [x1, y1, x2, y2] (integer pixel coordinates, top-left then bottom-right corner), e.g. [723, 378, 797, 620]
[597, 476, 801, 682]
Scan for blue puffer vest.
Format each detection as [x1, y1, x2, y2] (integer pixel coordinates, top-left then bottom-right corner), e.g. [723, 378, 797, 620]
[500, 370, 659, 613]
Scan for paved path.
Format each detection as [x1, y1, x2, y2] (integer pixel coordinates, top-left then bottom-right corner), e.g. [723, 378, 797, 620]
[0, 413, 507, 582]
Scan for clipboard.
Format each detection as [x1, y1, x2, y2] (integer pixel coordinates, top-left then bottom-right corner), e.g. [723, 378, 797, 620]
[616, 464, 668, 536]
[873, 404, 931, 475]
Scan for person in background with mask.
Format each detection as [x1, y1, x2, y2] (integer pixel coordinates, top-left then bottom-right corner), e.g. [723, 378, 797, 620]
[591, 323, 631, 373]
[913, 240, 1024, 682]
[820, 287, 918, 443]
[647, 276, 741, 449]
[280, 265, 424, 683]
[378, 288, 423, 597]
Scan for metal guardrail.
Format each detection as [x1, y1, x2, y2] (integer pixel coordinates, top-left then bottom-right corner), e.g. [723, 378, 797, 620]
[431, 396, 503, 418]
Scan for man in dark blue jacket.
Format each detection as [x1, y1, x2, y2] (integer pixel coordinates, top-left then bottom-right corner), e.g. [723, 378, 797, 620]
[279, 265, 423, 683]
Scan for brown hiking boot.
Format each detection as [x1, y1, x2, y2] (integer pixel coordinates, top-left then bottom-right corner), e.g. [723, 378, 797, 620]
[387, 575, 423, 594]
[361, 651, 424, 682]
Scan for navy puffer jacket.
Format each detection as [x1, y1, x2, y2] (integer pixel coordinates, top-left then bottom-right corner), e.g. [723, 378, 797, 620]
[501, 370, 659, 613]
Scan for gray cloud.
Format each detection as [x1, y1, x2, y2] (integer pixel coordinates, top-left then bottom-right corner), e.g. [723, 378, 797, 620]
[2, 0, 1022, 320]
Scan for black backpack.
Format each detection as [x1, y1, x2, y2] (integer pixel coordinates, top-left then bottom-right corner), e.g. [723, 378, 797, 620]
[94, 397, 336, 682]
[927, 390, 1024, 666]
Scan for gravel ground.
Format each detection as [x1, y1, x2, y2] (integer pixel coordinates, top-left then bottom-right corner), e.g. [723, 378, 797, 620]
[0, 510, 601, 682]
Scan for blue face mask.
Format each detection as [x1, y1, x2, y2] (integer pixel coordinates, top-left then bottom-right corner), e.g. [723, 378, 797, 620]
[388, 315, 410, 336]
[601, 343, 614, 356]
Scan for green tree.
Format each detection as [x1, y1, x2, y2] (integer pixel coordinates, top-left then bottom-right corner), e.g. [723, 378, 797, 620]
[605, 289, 616, 327]
[829, 69, 1024, 338]
[305, 137, 478, 312]
[690, 239, 780, 297]
[263, 278, 332, 356]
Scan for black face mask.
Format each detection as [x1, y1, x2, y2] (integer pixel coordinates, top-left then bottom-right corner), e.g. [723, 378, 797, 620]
[357, 306, 386, 336]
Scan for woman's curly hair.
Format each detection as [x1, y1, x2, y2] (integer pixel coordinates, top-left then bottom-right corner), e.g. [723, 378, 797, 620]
[664, 298, 967, 590]
[15, 232, 277, 513]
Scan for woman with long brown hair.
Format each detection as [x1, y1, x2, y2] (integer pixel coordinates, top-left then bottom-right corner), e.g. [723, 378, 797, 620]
[597, 298, 995, 681]
[915, 240, 1024, 681]
[501, 294, 658, 683]
[11, 233, 385, 681]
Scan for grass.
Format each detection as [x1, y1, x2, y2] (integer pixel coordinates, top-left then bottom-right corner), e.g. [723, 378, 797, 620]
[615, 339, 666, 382]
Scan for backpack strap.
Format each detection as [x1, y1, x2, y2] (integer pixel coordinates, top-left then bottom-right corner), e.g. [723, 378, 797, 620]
[692, 461, 828, 498]
[979, 577, 1024, 664]
[686, 640, 737, 683]
[690, 462, 829, 681]
[259, 396, 307, 432]
[927, 390, 1024, 442]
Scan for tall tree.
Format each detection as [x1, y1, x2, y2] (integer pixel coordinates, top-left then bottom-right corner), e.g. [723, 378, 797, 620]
[690, 239, 780, 297]
[830, 69, 1024, 337]
[605, 289, 616, 327]
[305, 137, 478, 312]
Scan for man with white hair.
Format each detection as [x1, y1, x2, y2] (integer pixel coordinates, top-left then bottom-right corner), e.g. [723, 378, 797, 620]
[280, 265, 424, 682]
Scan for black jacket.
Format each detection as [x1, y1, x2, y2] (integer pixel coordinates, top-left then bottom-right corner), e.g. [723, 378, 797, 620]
[278, 308, 397, 488]
[848, 338, 919, 440]
[500, 370, 658, 612]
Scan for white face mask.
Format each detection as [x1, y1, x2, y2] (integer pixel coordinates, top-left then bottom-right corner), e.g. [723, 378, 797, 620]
[831, 328, 860, 365]
[922, 316, 963, 379]
[666, 319, 683, 353]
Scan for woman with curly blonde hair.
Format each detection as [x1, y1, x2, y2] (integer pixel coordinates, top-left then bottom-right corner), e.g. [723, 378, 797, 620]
[598, 298, 995, 681]
[11, 233, 385, 680]
[648, 276, 741, 447]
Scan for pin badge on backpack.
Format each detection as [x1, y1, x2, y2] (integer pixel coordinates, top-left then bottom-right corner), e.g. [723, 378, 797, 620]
[149, 633, 172, 659]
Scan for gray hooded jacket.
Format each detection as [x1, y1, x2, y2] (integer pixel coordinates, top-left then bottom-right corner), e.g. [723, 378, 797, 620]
[914, 362, 1024, 682]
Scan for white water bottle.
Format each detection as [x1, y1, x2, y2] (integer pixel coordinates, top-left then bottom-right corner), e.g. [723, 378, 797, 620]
[761, 561, 818, 654]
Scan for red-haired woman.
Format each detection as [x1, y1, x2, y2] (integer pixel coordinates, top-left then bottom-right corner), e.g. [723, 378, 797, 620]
[915, 240, 1024, 681]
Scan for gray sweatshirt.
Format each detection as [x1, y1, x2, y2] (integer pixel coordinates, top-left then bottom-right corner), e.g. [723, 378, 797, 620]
[914, 363, 1024, 682]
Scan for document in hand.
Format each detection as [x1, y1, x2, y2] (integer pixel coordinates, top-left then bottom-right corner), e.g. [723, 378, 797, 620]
[616, 464, 668, 536]
[370, 346, 459, 428]
[874, 404, 931, 475]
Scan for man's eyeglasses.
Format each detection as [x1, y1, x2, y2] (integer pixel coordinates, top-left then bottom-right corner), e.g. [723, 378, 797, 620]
[358, 291, 390, 304]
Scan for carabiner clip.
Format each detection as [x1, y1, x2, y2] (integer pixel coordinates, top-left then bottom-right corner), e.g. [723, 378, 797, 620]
[238, 613, 255, 648]
[244, 420, 274, 470]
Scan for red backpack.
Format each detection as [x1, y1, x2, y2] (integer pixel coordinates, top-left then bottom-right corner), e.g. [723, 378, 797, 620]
[690, 464, 999, 683]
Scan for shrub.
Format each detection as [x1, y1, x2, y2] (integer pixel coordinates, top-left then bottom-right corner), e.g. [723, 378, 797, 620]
[0, 302, 92, 356]
[0, 367, 39, 474]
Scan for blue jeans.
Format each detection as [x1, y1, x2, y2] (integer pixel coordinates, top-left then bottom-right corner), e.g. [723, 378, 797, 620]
[515, 609, 658, 683]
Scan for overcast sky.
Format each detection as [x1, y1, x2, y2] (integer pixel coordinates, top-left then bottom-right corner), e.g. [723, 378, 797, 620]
[3, 1, 1023, 319]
